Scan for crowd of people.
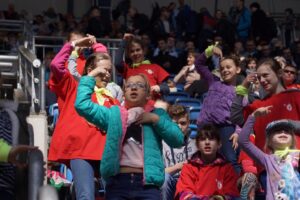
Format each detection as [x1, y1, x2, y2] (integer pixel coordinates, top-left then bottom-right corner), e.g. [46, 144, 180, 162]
[1, 0, 300, 200]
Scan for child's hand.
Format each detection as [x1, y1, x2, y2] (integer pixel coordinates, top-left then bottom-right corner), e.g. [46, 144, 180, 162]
[135, 113, 159, 124]
[229, 133, 239, 150]
[88, 67, 109, 78]
[252, 106, 273, 118]
[73, 35, 95, 48]
[154, 100, 169, 110]
[167, 80, 176, 88]
[151, 85, 160, 93]
[123, 33, 134, 41]
[212, 46, 223, 58]
[86, 34, 97, 44]
[175, 161, 187, 171]
[242, 73, 257, 88]
[8, 145, 38, 167]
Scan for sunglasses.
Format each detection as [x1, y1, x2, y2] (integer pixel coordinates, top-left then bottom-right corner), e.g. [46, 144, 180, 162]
[125, 82, 146, 90]
[283, 69, 296, 75]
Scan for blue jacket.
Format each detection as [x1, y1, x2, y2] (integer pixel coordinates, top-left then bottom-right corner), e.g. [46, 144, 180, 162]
[236, 7, 251, 38]
[75, 76, 184, 187]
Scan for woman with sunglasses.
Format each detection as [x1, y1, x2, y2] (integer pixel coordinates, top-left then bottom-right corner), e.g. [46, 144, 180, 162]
[282, 64, 300, 89]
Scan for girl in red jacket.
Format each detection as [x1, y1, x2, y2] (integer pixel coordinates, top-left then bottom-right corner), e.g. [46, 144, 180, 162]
[48, 35, 119, 200]
[175, 124, 240, 200]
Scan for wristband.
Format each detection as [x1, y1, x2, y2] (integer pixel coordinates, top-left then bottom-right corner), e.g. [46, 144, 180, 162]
[236, 85, 248, 96]
[205, 45, 214, 58]
[71, 50, 79, 58]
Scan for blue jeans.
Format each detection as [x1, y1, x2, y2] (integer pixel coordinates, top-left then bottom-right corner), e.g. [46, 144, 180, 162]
[218, 125, 241, 174]
[161, 173, 178, 200]
[105, 173, 161, 200]
[70, 159, 99, 200]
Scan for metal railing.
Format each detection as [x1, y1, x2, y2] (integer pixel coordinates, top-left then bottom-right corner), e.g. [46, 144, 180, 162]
[0, 19, 34, 52]
[270, 12, 300, 46]
[0, 54, 19, 99]
[0, 19, 25, 32]
[32, 35, 122, 59]
[18, 46, 44, 114]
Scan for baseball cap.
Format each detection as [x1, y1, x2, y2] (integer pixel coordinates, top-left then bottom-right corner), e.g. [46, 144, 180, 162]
[265, 120, 295, 136]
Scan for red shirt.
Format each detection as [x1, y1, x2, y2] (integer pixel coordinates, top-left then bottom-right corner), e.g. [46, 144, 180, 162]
[244, 90, 300, 151]
[48, 72, 119, 163]
[122, 63, 169, 86]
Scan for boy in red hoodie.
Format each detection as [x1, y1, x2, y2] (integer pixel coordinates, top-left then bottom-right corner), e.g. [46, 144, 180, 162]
[175, 124, 240, 200]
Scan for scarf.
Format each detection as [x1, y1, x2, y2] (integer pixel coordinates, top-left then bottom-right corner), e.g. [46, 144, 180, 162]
[94, 86, 113, 105]
[127, 107, 144, 126]
[275, 147, 300, 158]
[131, 60, 151, 68]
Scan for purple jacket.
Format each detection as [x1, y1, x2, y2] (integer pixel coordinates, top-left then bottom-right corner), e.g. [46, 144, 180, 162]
[195, 53, 236, 126]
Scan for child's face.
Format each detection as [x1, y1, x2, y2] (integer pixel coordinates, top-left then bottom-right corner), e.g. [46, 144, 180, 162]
[270, 130, 293, 150]
[220, 59, 241, 84]
[197, 137, 220, 160]
[124, 75, 149, 108]
[247, 60, 257, 71]
[172, 114, 189, 136]
[256, 64, 279, 95]
[93, 59, 112, 88]
[187, 54, 195, 66]
[129, 42, 144, 64]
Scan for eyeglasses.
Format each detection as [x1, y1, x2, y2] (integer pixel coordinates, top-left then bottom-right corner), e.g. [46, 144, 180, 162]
[283, 70, 296, 75]
[125, 82, 146, 90]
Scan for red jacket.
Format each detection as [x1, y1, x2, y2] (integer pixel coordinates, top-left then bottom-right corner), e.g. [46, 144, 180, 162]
[175, 152, 239, 200]
[48, 43, 119, 164]
[243, 90, 300, 151]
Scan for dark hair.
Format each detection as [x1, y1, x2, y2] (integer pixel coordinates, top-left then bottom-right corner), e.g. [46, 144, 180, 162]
[196, 124, 220, 144]
[67, 29, 85, 42]
[126, 38, 145, 57]
[82, 53, 111, 75]
[245, 56, 257, 69]
[220, 54, 241, 67]
[250, 2, 260, 10]
[168, 105, 189, 119]
[285, 8, 294, 15]
[257, 58, 282, 75]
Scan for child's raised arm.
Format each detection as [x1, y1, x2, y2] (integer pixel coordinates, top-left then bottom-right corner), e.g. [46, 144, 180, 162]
[51, 35, 96, 81]
[75, 75, 111, 132]
[68, 47, 81, 81]
[195, 45, 222, 87]
[239, 106, 273, 167]
[114, 33, 134, 74]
